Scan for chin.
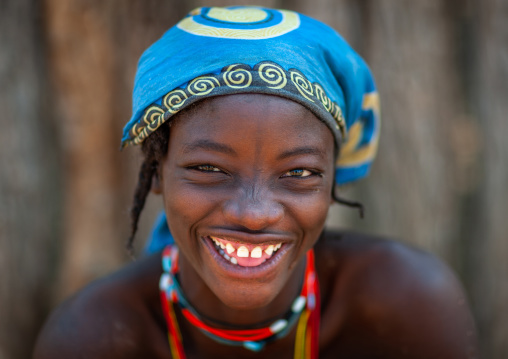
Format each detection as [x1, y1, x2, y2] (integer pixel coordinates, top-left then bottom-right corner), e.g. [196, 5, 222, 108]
[213, 281, 280, 311]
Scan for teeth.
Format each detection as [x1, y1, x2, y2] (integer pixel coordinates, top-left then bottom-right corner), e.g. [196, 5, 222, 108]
[237, 246, 249, 258]
[211, 236, 283, 264]
[265, 245, 274, 256]
[226, 243, 235, 254]
[251, 247, 262, 258]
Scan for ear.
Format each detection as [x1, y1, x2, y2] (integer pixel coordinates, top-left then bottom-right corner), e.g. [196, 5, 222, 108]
[151, 171, 162, 194]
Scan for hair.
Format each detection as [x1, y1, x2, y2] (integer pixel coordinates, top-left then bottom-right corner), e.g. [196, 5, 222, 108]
[126, 121, 170, 256]
[125, 105, 363, 255]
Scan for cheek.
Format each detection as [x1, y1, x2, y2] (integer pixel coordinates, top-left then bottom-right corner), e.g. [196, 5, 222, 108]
[307, 198, 331, 231]
[285, 191, 331, 237]
[161, 184, 213, 266]
[163, 185, 203, 233]
[161, 168, 202, 240]
[161, 171, 226, 244]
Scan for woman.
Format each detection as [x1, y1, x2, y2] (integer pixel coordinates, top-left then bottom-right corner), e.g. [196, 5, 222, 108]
[34, 6, 478, 358]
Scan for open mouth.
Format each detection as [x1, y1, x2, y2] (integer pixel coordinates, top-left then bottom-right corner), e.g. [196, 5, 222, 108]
[208, 236, 283, 267]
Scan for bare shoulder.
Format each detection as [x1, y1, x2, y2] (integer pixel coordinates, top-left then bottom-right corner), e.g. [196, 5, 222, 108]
[33, 253, 168, 359]
[316, 230, 479, 359]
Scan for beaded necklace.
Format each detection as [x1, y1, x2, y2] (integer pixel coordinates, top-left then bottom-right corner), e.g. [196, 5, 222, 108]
[159, 245, 320, 358]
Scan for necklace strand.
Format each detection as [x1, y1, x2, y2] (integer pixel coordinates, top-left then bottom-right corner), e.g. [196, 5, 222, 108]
[159, 245, 320, 358]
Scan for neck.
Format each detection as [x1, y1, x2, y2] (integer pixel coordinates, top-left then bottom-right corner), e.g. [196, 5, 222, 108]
[177, 253, 307, 328]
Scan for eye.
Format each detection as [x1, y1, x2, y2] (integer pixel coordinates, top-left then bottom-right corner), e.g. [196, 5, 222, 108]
[192, 164, 222, 172]
[282, 168, 316, 178]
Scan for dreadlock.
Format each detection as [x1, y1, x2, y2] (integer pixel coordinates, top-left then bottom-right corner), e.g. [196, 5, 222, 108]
[125, 121, 170, 257]
[332, 186, 364, 219]
[125, 101, 201, 256]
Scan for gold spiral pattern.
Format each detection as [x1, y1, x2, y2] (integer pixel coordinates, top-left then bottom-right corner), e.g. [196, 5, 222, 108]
[163, 89, 188, 113]
[188, 76, 220, 96]
[148, 113, 164, 132]
[314, 84, 332, 112]
[223, 65, 252, 88]
[125, 61, 348, 148]
[332, 104, 346, 136]
[258, 63, 287, 89]
[130, 123, 142, 137]
[133, 136, 143, 145]
[134, 127, 149, 145]
[142, 105, 165, 126]
[290, 70, 314, 102]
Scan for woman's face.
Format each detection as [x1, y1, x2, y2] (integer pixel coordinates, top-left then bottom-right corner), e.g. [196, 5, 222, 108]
[159, 94, 335, 310]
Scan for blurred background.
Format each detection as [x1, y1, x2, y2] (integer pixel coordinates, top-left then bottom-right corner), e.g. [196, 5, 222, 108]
[0, 0, 506, 358]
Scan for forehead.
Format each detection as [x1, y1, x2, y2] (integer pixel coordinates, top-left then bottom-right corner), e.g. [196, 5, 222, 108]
[169, 94, 335, 153]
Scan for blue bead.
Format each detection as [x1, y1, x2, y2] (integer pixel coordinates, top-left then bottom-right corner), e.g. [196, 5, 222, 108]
[243, 341, 264, 352]
[162, 257, 172, 272]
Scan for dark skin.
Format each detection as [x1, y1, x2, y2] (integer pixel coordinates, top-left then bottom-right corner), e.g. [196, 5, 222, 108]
[34, 95, 478, 358]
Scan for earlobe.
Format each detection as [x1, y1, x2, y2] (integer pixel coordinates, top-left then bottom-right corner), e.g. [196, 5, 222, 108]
[151, 172, 162, 194]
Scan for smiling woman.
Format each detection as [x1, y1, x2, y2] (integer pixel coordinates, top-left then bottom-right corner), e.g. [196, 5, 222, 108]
[160, 95, 334, 315]
[33, 6, 478, 359]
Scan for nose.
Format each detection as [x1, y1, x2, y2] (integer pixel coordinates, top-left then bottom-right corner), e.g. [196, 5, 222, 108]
[222, 184, 284, 231]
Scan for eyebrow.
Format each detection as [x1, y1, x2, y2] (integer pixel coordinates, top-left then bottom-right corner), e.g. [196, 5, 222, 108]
[277, 146, 327, 160]
[181, 139, 237, 156]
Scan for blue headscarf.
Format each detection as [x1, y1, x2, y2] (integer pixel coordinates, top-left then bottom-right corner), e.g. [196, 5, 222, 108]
[121, 6, 380, 252]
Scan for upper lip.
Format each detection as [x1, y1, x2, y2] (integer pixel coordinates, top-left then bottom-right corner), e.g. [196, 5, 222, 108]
[203, 229, 293, 246]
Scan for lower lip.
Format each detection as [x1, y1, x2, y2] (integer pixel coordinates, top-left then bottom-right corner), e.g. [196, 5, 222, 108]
[201, 236, 288, 279]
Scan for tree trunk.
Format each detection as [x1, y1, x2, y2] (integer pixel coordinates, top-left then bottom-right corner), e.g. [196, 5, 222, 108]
[43, 0, 192, 299]
[0, 1, 60, 358]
